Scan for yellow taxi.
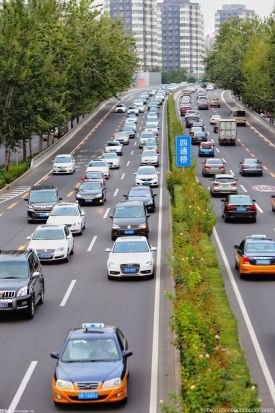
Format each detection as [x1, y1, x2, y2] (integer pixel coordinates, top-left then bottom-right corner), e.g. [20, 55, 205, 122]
[234, 235, 275, 278]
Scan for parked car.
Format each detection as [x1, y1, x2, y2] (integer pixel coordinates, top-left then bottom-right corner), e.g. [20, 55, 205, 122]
[209, 174, 238, 196]
[202, 158, 226, 176]
[239, 158, 263, 176]
[221, 194, 257, 222]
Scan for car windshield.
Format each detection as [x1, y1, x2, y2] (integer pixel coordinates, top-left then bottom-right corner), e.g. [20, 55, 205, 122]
[138, 167, 155, 175]
[113, 240, 149, 253]
[29, 191, 58, 203]
[51, 206, 79, 216]
[88, 161, 106, 167]
[216, 177, 234, 183]
[84, 172, 102, 179]
[245, 242, 275, 253]
[80, 182, 102, 190]
[114, 206, 144, 218]
[0, 262, 29, 279]
[107, 141, 120, 146]
[201, 143, 213, 149]
[207, 159, 223, 165]
[32, 228, 65, 240]
[243, 159, 259, 164]
[103, 153, 116, 159]
[62, 338, 120, 362]
[142, 151, 156, 157]
[54, 156, 71, 163]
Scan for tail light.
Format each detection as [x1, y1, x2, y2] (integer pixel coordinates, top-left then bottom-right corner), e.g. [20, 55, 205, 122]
[226, 205, 235, 211]
[213, 182, 219, 186]
[247, 205, 256, 211]
[219, 165, 225, 169]
[242, 256, 250, 264]
[231, 183, 237, 186]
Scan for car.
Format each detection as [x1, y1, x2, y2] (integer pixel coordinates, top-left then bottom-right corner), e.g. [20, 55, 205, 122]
[106, 236, 157, 279]
[124, 117, 137, 129]
[133, 100, 146, 112]
[197, 98, 209, 110]
[25, 184, 62, 223]
[110, 200, 150, 240]
[127, 105, 139, 116]
[50, 322, 132, 405]
[209, 97, 221, 108]
[113, 131, 130, 145]
[142, 138, 159, 153]
[185, 114, 200, 128]
[104, 140, 123, 155]
[209, 114, 221, 125]
[75, 181, 106, 205]
[239, 158, 263, 176]
[140, 149, 159, 166]
[123, 185, 156, 212]
[138, 131, 156, 148]
[120, 125, 135, 139]
[0, 249, 44, 319]
[27, 224, 74, 262]
[52, 154, 75, 174]
[126, 112, 138, 123]
[198, 142, 215, 157]
[221, 194, 257, 222]
[144, 123, 159, 136]
[209, 174, 238, 196]
[190, 128, 208, 144]
[180, 103, 192, 116]
[86, 160, 110, 178]
[206, 84, 214, 91]
[46, 202, 86, 235]
[100, 152, 120, 169]
[202, 158, 226, 176]
[191, 120, 205, 131]
[135, 165, 159, 187]
[234, 234, 275, 278]
[114, 103, 126, 113]
[80, 171, 106, 185]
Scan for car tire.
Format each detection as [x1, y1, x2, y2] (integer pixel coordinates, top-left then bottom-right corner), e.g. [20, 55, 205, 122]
[38, 286, 44, 305]
[239, 272, 245, 279]
[26, 295, 35, 319]
[224, 215, 229, 222]
[65, 250, 70, 262]
[234, 260, 238, 270]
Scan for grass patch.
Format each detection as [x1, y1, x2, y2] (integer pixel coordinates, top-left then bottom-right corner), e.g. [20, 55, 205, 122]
[0, 161, 30, 187]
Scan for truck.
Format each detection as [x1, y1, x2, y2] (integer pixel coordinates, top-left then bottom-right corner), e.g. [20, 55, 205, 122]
[218, 119, 237, 146]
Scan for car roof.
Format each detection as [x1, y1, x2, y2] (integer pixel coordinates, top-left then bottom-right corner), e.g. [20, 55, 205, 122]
[30, 184, 56, 191]
[116, 200, 145, 207]
[35, 224, 66, 230]
[53, 202, 79, 208]
[214, 174, 234, 178]
[68, 324, 117, 340]
[115, 235, 148, 243]
[0, 250, 32, 261]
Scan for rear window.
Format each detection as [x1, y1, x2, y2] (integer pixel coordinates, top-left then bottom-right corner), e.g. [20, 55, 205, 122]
[228, 196, 252, 205]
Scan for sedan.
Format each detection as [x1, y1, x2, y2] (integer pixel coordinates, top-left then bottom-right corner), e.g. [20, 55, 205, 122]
[135, 165, 159, 187]
[140, 149, 159, 166]
[75, 181, 106, 205]
[191, 129, 208, 145]
[234, 234, 275, 278]
[120, 125, 135, 139]
[209, 114, 221, 125]
[86, 160, 110, 179]
[202, 158, 226, 176]
[209, 174, 238, 196]
[100, 152, 120, 169]
[80, 171, 106, 186]
[114, 103, 126, 113]
[47, 202, 85, 235]
[104, 140, 123, 155]
[113, 131, 130, 145]
[52, 154, 75, 174]
[142, 139, 159, 153]
[50, 322, 132, 404]
[198, 142, 215, 157]
[221, 194, 257, 222]
[124, 185, 156, 212]
[106, 236, 157, 279]
[239, 158, 263, 176]
[27, 224, 74, 262]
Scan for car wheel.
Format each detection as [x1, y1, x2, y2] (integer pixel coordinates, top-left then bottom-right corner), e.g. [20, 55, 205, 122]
[239, 272, 245, 279]
[224, 215, 229, 222]
[38, 285, 44, 305]
[234, 260, 238, 270]
[26, 295, 35, 319]
[65, 249, 70, 262]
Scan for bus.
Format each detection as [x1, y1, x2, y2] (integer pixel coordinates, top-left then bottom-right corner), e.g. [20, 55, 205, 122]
[230, 108, 246, 126]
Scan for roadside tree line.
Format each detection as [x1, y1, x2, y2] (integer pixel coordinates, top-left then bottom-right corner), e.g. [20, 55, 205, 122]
[0, 0, 138, 169]
[204, 13, 275, 119]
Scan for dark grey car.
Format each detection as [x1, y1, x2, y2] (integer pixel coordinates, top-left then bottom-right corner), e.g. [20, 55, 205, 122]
[124, 186, 156, 212]
[239, 158, 263, 176]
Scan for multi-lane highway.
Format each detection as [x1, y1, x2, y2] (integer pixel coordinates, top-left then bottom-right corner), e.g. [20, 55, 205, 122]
[0, 91, 177, 413]
[188, 89, 275, 410]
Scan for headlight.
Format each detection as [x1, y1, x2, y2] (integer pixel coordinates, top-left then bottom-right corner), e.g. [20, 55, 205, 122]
[112, 224, 120, 229]
[28, 205, 34, 211]
[76, 193, 83, 199]
[102, 378, 121, 388]
[71, 221, 80, 228]
[108, 260, 116, 267]
[17, 286, 28, 297]
[55, 379, 74, 390]
[138, 223, 147, 229]
[145, 259, 153, 265]
[56, 247, 65, 252]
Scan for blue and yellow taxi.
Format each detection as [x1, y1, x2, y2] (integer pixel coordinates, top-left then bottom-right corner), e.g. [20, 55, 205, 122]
[234, 234, 275, 278]
[50, 323, 132, 405]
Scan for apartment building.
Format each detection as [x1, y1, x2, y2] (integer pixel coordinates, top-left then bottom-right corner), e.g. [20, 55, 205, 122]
[215, 4, 256, 33]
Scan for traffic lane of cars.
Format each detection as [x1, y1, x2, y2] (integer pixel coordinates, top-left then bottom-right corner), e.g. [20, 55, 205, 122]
[0, 101, 165, 410]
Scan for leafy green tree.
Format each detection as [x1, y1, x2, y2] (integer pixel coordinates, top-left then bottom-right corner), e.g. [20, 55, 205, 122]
[162, 69, 187, 84]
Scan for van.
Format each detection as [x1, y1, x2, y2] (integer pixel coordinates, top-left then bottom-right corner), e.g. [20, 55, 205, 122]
[230, 108, 246, 126]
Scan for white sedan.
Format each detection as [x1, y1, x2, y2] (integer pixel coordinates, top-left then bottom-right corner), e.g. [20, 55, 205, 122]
[100, 152, 120, 169]
[86, 159, 110, 178]
[52, 154, 75, 174]
[106, 236, 156, 279]
[27, 224, 74, 262]
[135, 165, 159, 187]
[46, 202, 85, 235]
[140, 149, 159, 167]
[209, 114, 221, 125]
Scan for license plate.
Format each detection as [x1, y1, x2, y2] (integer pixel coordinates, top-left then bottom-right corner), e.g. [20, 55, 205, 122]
[39, 253, 51, 258]
[237, 207, 246, 211]
[78, 392, 98, 400]
[124, 267, 137, 273]
[256, 259, 271, 265]
[84, 199, 93, 202]
[0, 301, 8, 308]
[38, 213, 47, 218]
[124, 230, 134, 235]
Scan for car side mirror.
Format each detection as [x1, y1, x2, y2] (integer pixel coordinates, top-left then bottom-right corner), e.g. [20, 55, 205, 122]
[122, 350, 133, 358]
[59, 197, 63, 200]
[24, 197, 29, 201]
[50, 352, 59, 360]
[109, 215, 113, 219]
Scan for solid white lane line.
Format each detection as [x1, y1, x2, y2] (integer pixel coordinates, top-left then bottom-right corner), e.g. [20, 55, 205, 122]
[60, 280, 77, 307]
[213, 227, 275, 405]
[103, 208, 110, 219]
[8, 361, 37, 413]
[87, 235, 98, 251]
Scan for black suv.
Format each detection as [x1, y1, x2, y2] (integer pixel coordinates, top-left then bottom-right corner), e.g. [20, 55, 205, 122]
[25, 184, 62, 223]
[0, 250, 44, 318]
[110, 200, 150, 240]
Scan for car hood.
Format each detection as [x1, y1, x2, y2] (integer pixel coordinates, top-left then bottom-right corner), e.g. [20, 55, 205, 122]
[53, 162, 72, 168]
[47, 216, 80, 225]
[113, 217, 147, 226]
[0, 278, 27, 290]
[137, 174, 157, 180]
[28, 239, 68, 249]
[78, 189, 102, 195]
[109, 252, 152, 264]
[55, 360, 123, 382]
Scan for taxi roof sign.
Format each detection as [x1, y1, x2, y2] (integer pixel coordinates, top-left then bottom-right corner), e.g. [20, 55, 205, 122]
[82, 323, 105, 330]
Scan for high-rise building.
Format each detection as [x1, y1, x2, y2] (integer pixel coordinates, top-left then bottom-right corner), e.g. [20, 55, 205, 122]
[215, 4, 256, 33]
[157, 0, 204, 78]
